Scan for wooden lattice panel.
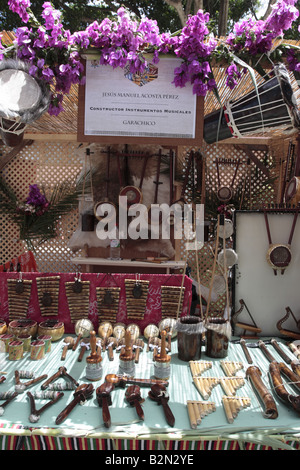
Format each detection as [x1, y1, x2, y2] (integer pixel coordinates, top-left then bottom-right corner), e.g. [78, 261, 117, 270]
[0, 141, 83, 272]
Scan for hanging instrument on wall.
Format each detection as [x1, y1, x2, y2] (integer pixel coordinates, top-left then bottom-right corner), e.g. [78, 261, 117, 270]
[276, 306, 300, 340]
[0, 59, 51, 147]
[119, 150, 150, 206]
[231, 299, 262, 337]
[215, 158, 241, 203]
[203, 64, 300, 144]
[263, 207, 299, 275]
[94, 148, 116, 222]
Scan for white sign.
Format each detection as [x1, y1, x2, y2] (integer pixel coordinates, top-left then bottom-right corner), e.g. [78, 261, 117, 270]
[84, 57, 197, 139]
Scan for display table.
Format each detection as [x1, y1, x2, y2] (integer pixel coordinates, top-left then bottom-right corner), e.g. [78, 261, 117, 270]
[0, 335, 299, 451]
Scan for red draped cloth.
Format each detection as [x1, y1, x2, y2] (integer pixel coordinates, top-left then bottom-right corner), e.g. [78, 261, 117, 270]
[0, 272, 192, 334]
[0, 251, 37, 273]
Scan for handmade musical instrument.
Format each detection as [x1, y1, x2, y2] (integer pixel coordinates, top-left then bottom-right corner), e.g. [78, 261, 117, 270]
[0, 391, 18, 416]
[270, 338, 293, 364]
[37, 320, 65, 341]
[222, 396, 251, 424]
[189, 360, 212, 377]
[231, 338, 253, 364]
[15, 370, 48, 394]
[192, 377, 220, 400]
[55, 383, 94, 425]
[231, 299, 262, 337]
[186, 400, 216, 428]
[98, 321, 113, 345]
[158, 318, 177, 351]
[144, 324, 159, 351]
[276, 307, 300, 340]
[86, 331, 103, 381]
[104, 374, 168, 388]
[215, 158, 241, 203]
[125, 385, 145, 420]
[73, 318, 94, 351]
[113, 323, 126, 342]
[277, 361, 300, 392]
[60, 336, 74, 361]
[118, 151, 149, 206]
[94, 148, 116, 221]
[0, 59, 51, 147]
[220, 360, 244, 377]
[134, 338, 144, 363]
[263, 207, 299, 275]
[0, 320, 7, 336]
[27, 390, 64, 423]
[77, 338, 90, 362]
[269, 361, 300, 414]
[106, 337, 117, 361]
[41, 367, 79, 391]
[96, 382, 114, 428]
[148, 384, 175, 427]
[126, 324, 140, 342]
[246, 365, 278, 419]
[119, 329, 135, 376]
[154, 330, 171, 380]
[8, 319, 37, 338]
[219, 377, 245, 396]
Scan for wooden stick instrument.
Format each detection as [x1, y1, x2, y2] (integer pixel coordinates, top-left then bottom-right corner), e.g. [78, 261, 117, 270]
[77, 338, 90, 362]
[269, 361, 300, 414]
[0, 391, 18, 416]
[15, 370, 48, 394]
[270, 338, 292, 364]
[148, 384, 175, 427]
[125, 385, 145, 420]
[55, 383, 94, 425]
[186, 400, 216, 428]
[96, 382, 114, 428]
[61, 336, 74, 361]
[134, 338, 144, 364]
[105, 374, 168, 388]
[41, 367, 79, 391]
[27, 390, 64, 423]
[246, 365, 278, 419]
[231, 338, 253, 364]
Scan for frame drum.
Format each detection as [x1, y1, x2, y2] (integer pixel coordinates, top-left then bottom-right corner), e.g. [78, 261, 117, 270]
[0, 60, 51, 147]
[217, 186, 233, 203]
[266, 243, 292, 271]
[285, 176, 300, 206]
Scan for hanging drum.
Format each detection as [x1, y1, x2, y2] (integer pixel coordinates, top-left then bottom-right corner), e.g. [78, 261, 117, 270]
[203, 63, 300, 144]
[285, 176, 300, 206]
[0, 59, 51, 147]
[216, 158, 240, 203]
[94, 149, 116, 222]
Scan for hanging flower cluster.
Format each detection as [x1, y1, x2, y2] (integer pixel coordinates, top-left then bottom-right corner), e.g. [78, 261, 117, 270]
[17, 184, 49, 216]
[1, 0, 300, 116]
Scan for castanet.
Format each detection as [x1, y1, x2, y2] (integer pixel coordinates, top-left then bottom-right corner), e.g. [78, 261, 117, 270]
[125, 385, 145, 420]
[96, 382, 114, 428]
[55, 383, 94, 425]
[148, 384, 175, 427]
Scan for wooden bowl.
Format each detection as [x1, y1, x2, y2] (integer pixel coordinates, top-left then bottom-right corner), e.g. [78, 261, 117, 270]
[37, 320, 65, 342]
[8, 319, 37, 338]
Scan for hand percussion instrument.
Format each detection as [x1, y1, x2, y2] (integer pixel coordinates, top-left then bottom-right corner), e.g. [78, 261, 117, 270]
[285, 176, 300, 205]
[55, 383, 94, 425]
[154, 330, 171, 380]
[8, 319, 37, 338]
[60, 336, 74, 361]
[113, 323, 126, 343]
[0, 392, 18, 416]
[105, 374, 168, 388]
[96, 382, 114, 428]
[41, 366, 79, 391]
[37, 320, 65, 342]
[0, 320, 7, 336]
[125, 385, 145, 420]
[148, 384, 175, 427]
[98, 321, 113, 344]
[27, 390, 64, 423]
[14, 370, 48, 394]
[73, 318, 94, 351]
[215, 158, 240, 203]
[216, 218, 234, 239]
[126, 324, 140, 342]
[0, 59, 51, 147]
[86, 331, 103, 381]
[143, 324, 159, 351]
[119, 329, 135, 376]
[159, 318, 177, 351]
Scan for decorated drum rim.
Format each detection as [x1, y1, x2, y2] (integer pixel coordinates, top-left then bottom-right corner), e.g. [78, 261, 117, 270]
[217, 186, 233, 202]
[8, 339, 23, 347]
[119, 185, 142, 205]
[285, 176, 298, 201]
[267, 243, 292, 268]
[31, 340, 45, 347]
[38, 320, 64, 329]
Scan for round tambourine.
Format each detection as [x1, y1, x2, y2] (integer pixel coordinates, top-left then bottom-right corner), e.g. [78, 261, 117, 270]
[126, 324, 140, 341]
[119, 185, 142, 206]
[266, 243, 292, 271]
[217, 248, 238, 268]
[217, 186, 233, 203]
[143, 323, 159, 340]
[216, 218, 234, 239]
